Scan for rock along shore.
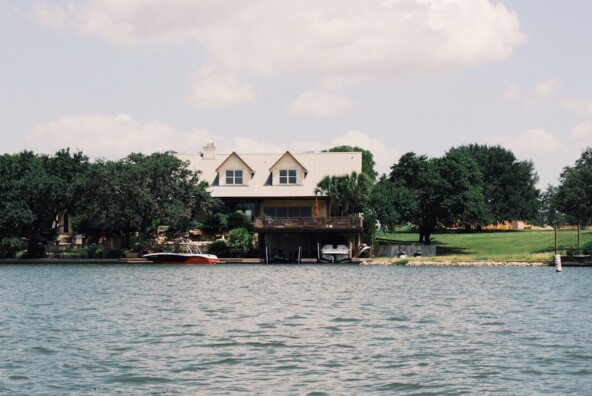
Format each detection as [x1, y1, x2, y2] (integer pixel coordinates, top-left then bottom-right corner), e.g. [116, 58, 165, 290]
[361, 259, 550, 267]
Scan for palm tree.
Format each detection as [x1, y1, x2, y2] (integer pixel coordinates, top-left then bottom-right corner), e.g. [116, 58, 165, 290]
[315, 172, 372, 216]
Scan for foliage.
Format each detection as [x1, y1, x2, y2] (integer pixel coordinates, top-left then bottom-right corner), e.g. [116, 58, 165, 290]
[534, 185, 565, 227]
[87, 244, 104, 258]
[555, 147, 592, 226]
[227, 227, 252, 256]
[202, 213, 228, 235]
[315, 171, 372, 216]
[368, 175, 404, 229]
[0, 237, 26, 259]
[326, 145, 377, 181]
[74, 152, 218, 238]
[130, 234, 153, 254]
[0, 149, 89, 257]
[449, 144, 539, 223]
[388, 151, 490, 244]
[206, 240, 231, 257]
[226, 212, 252, 231]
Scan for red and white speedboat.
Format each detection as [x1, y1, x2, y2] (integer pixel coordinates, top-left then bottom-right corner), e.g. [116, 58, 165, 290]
[143, 240, 219, 265]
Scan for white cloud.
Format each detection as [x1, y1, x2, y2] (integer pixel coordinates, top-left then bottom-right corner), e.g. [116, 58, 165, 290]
[288, 90, 352, 116]
[29, 114, 214, 160]
[221, 137, 285, 154]
[533, 79, 560, 98]
[492, 128, 565, 187]
[188, 67, 254, 108]
[503, 85, 520, 101]
[562, 97, 592, 116]
[572, 121, 592, 142]
[30, 2, 68, 29]
[291, 130, 400, 176]
[31, 0, 526, 78]
[492, 128, 561, 159]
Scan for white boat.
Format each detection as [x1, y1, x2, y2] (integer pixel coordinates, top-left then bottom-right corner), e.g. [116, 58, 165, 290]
[319, 244, 351, 263]
[143, 240, 219, 265]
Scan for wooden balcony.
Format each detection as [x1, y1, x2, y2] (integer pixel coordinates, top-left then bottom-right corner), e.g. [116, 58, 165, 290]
[253, 216, 363, 232]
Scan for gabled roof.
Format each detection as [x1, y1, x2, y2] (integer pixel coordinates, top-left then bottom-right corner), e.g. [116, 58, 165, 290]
[215, 152, 254, 175]
[177, 150, 362, 198]
[269, 151, 308, 175]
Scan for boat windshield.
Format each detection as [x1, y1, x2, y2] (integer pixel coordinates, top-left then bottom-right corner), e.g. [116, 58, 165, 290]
[172, 241, 202, 254]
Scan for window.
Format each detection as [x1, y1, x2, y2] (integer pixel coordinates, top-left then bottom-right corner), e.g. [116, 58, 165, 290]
[279, 169, 297, 184]
[225, 170, 243, 185]
[264, 207, 311, 218]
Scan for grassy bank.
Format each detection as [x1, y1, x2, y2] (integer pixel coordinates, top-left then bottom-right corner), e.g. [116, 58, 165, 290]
[375, 228, 592, 262]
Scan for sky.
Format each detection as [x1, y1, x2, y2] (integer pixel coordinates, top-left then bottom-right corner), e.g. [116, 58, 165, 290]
[1, 0, 591, 188]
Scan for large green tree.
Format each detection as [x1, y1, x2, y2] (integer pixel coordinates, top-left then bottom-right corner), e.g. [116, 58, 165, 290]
[75, 152, 218, 238]
[389, 151, 490, 244]
[555, 147, 592, 226]
[448, 144, 539, 223]
[0, 149, 89, 256]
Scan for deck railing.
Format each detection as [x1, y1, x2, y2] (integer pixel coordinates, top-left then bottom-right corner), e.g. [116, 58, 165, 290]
[253, 216, 363, 231]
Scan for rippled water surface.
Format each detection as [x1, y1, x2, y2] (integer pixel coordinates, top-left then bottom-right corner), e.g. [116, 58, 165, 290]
[1, 264, 591, 395]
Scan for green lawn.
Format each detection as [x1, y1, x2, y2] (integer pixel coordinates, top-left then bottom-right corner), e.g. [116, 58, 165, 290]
[375, 228, 592, 262]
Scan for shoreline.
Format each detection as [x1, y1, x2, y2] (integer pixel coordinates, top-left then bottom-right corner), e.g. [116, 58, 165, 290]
[361, 259, 551, 267]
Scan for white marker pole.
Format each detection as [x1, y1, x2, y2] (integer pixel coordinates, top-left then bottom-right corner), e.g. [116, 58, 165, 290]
[554, 254, 562, 272]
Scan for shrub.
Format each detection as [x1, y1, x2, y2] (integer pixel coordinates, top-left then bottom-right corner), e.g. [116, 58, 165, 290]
[202, 213, 228, 235]
[206, 240, 231, 257]
[0, 237, 26, 259]
[583, 240, 592, 255]
[227, 212, 252, 231]
[227, 227, 252, 257]
[87, 244, 104, 258]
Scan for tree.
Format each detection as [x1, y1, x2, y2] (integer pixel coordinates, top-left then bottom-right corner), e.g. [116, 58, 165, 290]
[0, 149, 89, 257]
[534, 185, 564, 227]
[326, 146, 378, 181]
[448, 144, 539, 223]
[75, 152, 218, 238]
[389, 151, 490, 244]
[315, 171, 372, 216]
[555, 147, 592, 226]
[369, 175, 404, 230]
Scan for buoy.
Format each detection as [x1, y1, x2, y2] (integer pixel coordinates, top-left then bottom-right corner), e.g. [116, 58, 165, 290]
[554, 254, 562, 272]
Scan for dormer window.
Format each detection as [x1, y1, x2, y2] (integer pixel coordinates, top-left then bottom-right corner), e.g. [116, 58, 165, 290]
[279, 169, 297, 185]
[226, 170, 243, 185]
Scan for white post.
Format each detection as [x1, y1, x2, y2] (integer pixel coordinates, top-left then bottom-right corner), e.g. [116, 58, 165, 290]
[554, 254, 562, 272]
[265, 245, 269, 264]
[298, 246, 301, 264]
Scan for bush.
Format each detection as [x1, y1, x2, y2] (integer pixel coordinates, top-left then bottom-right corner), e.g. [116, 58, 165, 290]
[583, 240, 592, 255]
[227, 227, 252, 257]
[87, 244, 104, 258]
[0, 237, 26, 259]
[227, 212, 252, 231]
[202, 213, 228, 235]
[131, 234, 153, 254]
[206, 240, 231, 257]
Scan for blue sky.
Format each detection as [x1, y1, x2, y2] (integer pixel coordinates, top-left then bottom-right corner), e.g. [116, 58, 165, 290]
[1, 0, 591, 188]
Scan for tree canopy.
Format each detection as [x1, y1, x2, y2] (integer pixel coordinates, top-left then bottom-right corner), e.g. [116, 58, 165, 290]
[388, 151, 490, 244]
[0, 149, 89, 256]
[555, 147, 592, 226]
[0, 150, 218, 257]
[448, 144, 539, 223]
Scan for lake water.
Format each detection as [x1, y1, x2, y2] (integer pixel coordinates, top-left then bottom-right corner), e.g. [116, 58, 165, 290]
[1, 264, 591, 395]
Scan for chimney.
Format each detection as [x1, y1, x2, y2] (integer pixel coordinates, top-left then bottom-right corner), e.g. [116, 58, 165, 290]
[202, 142, 216, 160]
